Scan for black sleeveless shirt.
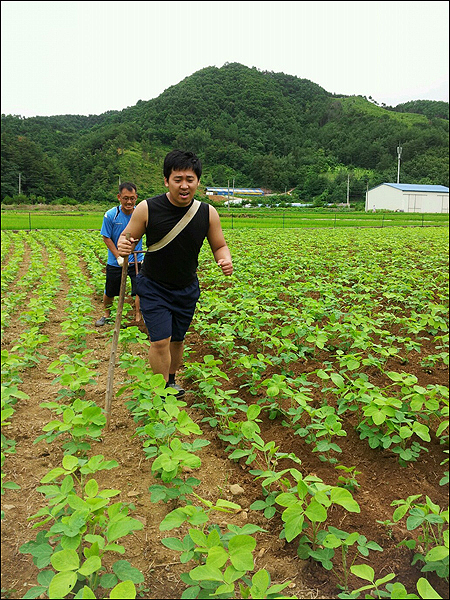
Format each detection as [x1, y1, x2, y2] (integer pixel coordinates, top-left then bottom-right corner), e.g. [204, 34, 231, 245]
[140, 194, 210, 290]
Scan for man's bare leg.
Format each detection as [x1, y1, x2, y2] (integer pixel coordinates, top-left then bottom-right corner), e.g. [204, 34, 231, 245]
[103, 294, 114, 317]
[148, 338, 184, 383]
[135, 295, 142, 323]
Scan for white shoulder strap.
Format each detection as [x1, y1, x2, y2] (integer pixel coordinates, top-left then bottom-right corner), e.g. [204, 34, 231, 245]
[147, 200, 201, 253]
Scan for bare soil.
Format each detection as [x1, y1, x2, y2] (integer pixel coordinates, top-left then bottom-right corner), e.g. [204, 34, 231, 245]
[1, 242, 448, 600]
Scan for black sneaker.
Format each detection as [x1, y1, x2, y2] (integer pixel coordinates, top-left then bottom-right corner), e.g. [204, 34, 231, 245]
[95, 316, 111, 326]
[167, 383, 185, 398]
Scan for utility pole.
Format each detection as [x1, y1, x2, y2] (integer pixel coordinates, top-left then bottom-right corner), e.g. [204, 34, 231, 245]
[346, 173, 350, 207]
[18, 172, 21, 195]
[397, 142, 402, 183]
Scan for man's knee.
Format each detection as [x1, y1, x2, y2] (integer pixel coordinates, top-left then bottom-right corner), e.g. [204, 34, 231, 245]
[150, 337, 171, 352]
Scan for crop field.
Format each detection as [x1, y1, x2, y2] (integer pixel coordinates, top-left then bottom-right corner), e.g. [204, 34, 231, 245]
[1, 227, 448, 599]
[1, 209, 449, 231]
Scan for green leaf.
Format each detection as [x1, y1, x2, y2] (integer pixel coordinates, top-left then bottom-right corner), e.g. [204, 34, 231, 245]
[250, 500, 267, 510]
[246, 405, 261, 421]
[371, 409, 386, 425]
[190, 563, 224, 582]
[22, 587, 48, 599]
[282, 504, 305, 543]
[251, 569, 270, 593]
[215, 499, 241, 511]
[160, 507, 192, 531]
[107, 517, 143, 542]
[350, 564, 374, 582]
[110, 581, 137, 599]
[425, 546, 449, 562]
[412, 422, 431, 442]
[67, 495, 88, 511]
[416, 577, 442, 599]
[331, 373, 345, 388]
[392, 504, 410, 522]
[48, 571, 78, 599]
[206, 546, 228, 569]
[223, 565, 246, 584]
[84, 479, 99, 498]
[78, 555, 101, 576]
[161, 537, 187, 552]
[73, 586, 96, 599]
[330, 487, 360, 513]
[40, 468, 66, 483]
[62, 455, 79, 471]
[323, 534, 341, 549]
[275, 492, 298, 507]
[112, 560, 145, 583]
[189, 529, 208, 547]
[214, 583, 235, 595]
[305, 499, 328, 523]
[374, 573, 396, 586]
[228, 535, 256, 571]
[316, 369, 330, 379]
[207, 529, 221, 548]
[51, 548, 80, 572]
[100, 573, 119, 589]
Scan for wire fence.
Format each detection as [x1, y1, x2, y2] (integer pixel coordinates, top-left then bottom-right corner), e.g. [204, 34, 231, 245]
[217, 211, 449, 230]
[1, 210, 449, 231]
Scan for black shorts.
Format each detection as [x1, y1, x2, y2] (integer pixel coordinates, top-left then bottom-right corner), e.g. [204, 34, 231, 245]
[104, 263, 142, 298]
[136, 274, 200, 342]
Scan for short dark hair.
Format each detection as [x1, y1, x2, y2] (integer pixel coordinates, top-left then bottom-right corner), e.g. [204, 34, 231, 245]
[163, 150, 202, 181]
[119, 182, 137, 194]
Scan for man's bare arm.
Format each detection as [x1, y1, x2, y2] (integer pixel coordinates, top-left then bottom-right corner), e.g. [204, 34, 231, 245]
[207, 205, 233, 276]
[102, 236, 121, 260]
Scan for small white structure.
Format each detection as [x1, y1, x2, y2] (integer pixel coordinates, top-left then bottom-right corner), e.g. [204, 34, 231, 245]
[366, 183, 449, 213]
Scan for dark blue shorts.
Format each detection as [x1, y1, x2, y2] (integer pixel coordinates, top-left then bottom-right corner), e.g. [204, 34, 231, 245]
[135, 275, 200, 342]
[105, 263, 141, 298]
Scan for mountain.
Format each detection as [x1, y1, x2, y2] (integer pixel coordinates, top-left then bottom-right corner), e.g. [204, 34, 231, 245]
[1, 63, 448, 204]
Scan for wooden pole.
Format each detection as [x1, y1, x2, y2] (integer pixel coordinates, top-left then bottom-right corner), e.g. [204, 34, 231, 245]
[105, 254, 129, 429]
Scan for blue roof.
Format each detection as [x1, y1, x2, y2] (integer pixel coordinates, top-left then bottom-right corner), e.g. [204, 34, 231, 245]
[383, 183, 449, 193]
[206, 187, 264, 194]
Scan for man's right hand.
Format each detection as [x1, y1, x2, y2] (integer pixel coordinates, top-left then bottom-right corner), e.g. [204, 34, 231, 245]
[117, 233, 138, 256]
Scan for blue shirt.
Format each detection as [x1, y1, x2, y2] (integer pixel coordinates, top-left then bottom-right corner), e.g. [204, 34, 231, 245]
[100, 205, 144, 267]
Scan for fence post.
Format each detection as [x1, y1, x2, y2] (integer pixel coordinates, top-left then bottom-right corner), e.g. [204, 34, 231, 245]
[231, 214, 234, 230]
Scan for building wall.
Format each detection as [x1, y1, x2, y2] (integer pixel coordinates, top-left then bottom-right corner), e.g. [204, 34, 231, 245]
[367, 185, 449, 213]
[367, 185, 402, 211]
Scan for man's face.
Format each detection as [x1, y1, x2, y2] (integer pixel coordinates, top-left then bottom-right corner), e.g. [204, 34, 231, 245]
[165, 169, 199, 207]
[118, 189, 137, 214]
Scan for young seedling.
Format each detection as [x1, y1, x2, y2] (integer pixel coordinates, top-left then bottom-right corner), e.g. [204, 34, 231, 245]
[335, 465, 362, 492]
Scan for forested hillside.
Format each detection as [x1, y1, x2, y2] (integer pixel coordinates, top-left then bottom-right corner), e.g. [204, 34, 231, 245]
[1, 63, 448, 204]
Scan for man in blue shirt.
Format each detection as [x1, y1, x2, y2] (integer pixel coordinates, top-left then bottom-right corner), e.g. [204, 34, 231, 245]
[95, 182, 144, 326]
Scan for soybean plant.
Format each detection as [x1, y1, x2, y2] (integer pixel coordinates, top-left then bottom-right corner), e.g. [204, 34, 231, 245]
[20, 454, 144, 599]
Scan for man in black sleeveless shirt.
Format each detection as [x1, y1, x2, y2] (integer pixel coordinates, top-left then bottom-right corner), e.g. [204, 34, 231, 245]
[117, 150, 233, 396]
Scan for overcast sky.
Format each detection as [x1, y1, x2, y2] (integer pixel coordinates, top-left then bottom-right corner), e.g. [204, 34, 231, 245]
[1, 1, 448, 118]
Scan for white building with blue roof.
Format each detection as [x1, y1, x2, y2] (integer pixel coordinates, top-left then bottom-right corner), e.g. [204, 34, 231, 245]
[366, 183, 449, 213]
[205, 187, 264, 197]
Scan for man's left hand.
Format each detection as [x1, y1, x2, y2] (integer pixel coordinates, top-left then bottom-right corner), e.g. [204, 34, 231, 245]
[217, 259, 233, 276]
